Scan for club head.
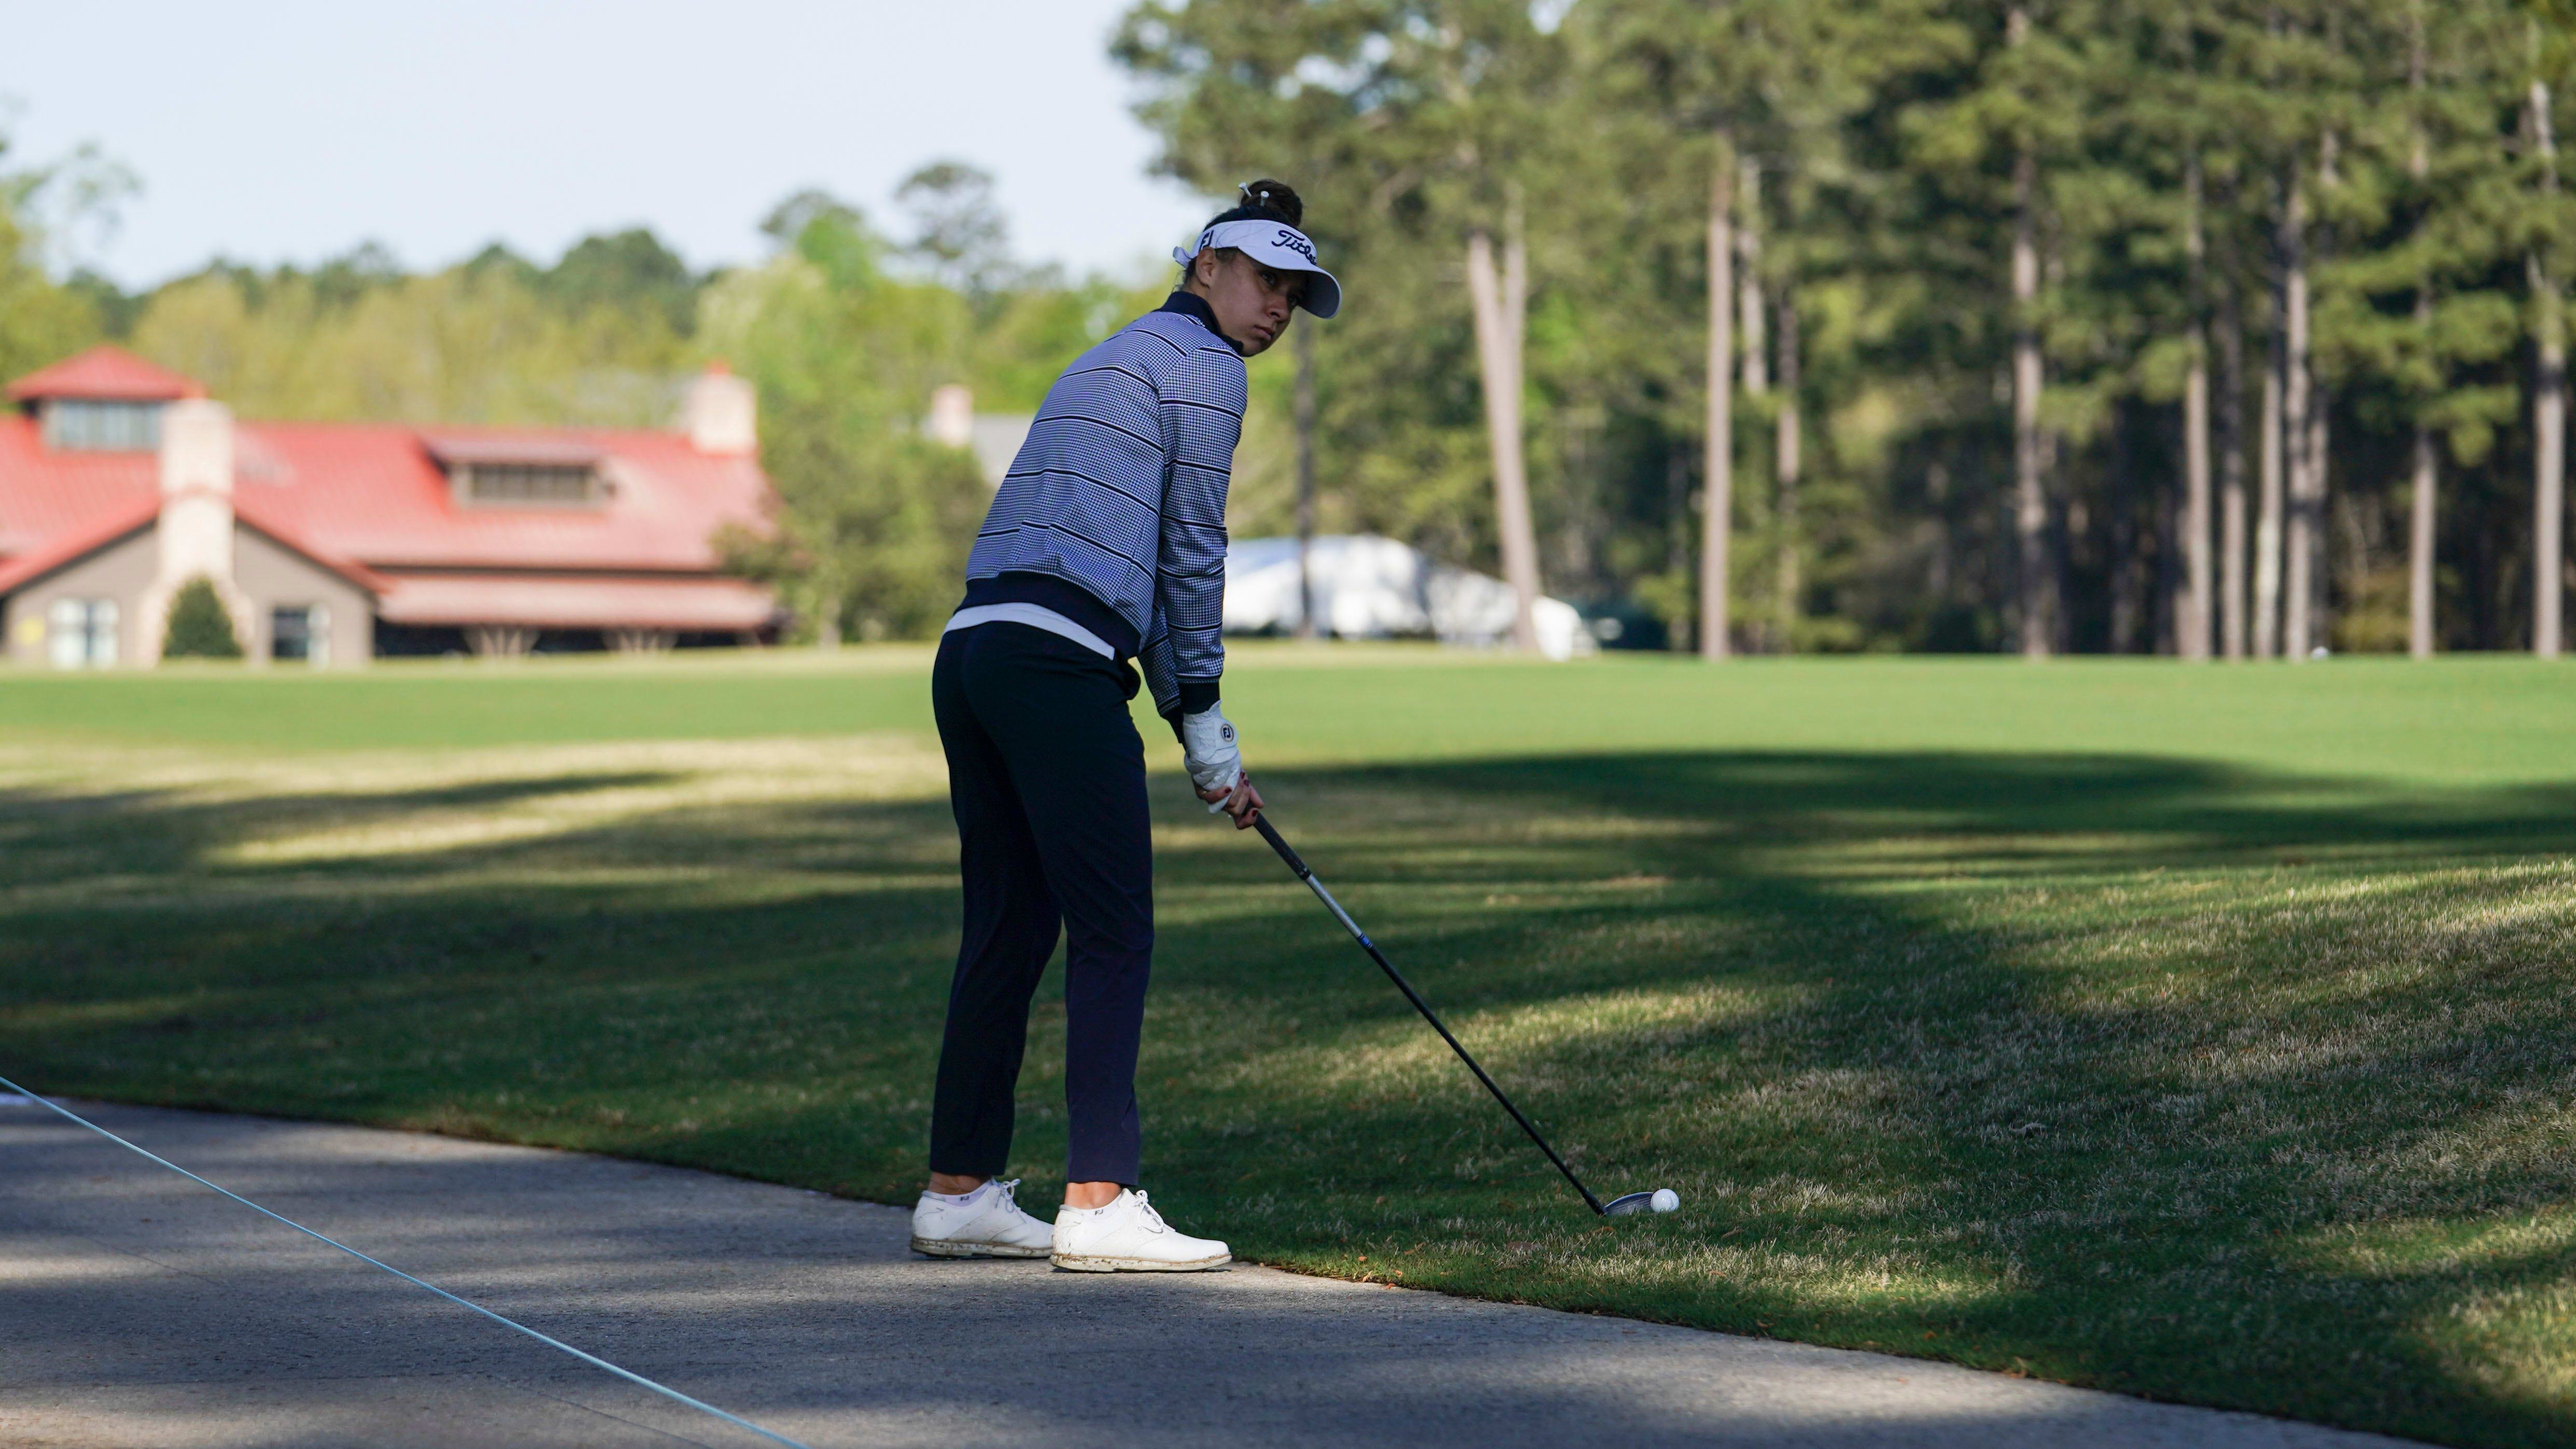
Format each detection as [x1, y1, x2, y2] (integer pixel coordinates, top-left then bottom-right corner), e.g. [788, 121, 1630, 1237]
[1601, 1188, 1679, 1216]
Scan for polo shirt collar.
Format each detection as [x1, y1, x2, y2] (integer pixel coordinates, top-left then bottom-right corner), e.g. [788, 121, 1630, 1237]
[1158, 291, 1244, 354]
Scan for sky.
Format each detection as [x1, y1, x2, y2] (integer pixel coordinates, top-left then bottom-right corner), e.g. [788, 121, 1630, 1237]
[1, 0, 1213, 290]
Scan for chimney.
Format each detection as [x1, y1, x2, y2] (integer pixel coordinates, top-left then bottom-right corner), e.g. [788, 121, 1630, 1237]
[683, 362, 757, 456]
[143, 398, 248, 662]
[927, 384, 974, 449]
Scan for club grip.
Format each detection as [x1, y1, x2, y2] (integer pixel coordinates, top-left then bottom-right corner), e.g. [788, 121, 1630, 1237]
[1252, 815, 1312, 879]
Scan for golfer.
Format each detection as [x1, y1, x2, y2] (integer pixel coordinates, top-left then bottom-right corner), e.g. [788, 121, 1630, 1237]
[909, 182, 1341, 1271]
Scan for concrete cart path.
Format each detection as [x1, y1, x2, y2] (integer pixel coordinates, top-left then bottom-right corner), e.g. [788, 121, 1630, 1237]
[1, 1100, 2419, 1449]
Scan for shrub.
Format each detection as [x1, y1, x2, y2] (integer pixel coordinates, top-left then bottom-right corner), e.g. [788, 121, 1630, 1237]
[162, 576, 243, 659]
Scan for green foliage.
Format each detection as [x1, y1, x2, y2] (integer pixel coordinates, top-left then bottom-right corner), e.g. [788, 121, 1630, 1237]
[0, 131, 105, 385]
[1116, 0, 2576, 654]
[704, 202, 989, 641]
[126, 242, 695, 427]
[160, 576, 242, 660]
[542, 228, 701, 335]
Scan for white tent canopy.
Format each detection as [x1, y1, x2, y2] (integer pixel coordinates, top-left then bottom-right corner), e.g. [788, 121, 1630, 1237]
[1223, 535, 1595, 660]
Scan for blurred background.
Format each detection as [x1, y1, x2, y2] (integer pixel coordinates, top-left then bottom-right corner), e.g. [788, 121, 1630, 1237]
[3, 0, 2572, 663]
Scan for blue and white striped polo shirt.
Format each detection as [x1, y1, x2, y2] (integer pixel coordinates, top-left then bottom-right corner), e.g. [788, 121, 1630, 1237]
[953, 293, 1245, 718]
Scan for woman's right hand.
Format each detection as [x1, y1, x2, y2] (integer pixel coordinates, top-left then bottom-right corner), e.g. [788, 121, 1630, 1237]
[1198, 771, 1264, 829]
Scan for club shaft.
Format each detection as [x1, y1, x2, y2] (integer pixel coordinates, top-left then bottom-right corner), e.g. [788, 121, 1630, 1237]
[1254, 817, 1607, 1216]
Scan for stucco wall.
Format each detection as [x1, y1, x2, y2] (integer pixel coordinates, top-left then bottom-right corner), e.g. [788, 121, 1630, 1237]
[4, 519, 375, 668]
[234, 527, 373, 667]
[4, 527, 157, 667]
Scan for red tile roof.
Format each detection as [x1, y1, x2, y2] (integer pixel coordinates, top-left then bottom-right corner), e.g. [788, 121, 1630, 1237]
[0, 412, 160, 559]
[420, 433, 607, 468]
[232, 423, 769, 574]
[375, 573, 774, 631]
[0, 497, 159, 595]
[6, 345, 205, 402]
[0, 483, 392, 598]
[230, 499, 395, 595]
[0, 349, 777, 630]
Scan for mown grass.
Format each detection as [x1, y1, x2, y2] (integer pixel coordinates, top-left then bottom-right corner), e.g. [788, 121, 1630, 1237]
[4, 649, 2574, 1445]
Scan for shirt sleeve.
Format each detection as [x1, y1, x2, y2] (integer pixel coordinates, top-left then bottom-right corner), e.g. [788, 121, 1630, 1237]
[1142, 340, 1245, 718]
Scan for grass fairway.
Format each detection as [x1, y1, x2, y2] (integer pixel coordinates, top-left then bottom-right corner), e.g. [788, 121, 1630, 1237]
[5, 649, 2574, 1446]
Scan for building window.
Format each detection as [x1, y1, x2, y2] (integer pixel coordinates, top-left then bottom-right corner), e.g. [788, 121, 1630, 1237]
[271, 604, 331, 666]
[43, 400, 163, 452]
[47, 598, 119, 668]
[461, 463, 596, 505]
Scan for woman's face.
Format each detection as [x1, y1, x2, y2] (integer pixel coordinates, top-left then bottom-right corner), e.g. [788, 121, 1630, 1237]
[1191, 249, 1306, 356]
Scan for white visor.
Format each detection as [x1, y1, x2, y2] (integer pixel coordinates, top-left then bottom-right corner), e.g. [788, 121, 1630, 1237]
[1173, 220, 1343, 319]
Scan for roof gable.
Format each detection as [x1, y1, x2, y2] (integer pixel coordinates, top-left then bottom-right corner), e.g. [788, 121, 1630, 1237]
[6, 345, 204, 403]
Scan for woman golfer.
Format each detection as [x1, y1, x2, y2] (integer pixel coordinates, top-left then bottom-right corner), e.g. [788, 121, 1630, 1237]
[909, 182, 1341, 1271]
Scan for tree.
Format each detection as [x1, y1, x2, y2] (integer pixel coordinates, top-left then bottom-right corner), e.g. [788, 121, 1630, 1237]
[1106, 0, 2576, 660]
[705, 196, 986, 642]
[541, 228, 701, 336]
[1119, 0, 1564, 651]
[161, 576, 243, 660]
[897, 161, 1017, 302]
[0, 126, 114, 383]
[2525, 18, 2569, 657]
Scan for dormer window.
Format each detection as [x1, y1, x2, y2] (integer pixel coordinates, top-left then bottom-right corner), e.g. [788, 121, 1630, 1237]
[6, 345, 200, 448]
[43, 399, 164, 452]
[423, 434, 607, 508]
[462, 462, 596, 504]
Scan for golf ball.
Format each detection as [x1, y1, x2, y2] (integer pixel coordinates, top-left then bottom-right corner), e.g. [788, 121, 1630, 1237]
[1650, 1188, 1680, 1214]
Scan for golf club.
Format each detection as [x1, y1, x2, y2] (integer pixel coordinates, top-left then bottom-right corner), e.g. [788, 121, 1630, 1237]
[1251, 814, 1678, 1218]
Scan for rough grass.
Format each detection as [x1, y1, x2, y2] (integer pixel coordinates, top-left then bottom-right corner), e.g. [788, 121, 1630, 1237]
[3, 649, 2574, 1446]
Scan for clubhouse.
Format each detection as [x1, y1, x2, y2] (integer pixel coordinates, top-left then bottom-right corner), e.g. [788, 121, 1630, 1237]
[0, 346, 779, 667]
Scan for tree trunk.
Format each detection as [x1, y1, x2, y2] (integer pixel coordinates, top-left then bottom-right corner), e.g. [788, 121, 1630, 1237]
[2410, 423, 2438, 657]
[1738, 157, 1767, 401]
[2183, 153, 2213, 660]
[2533, 72, 2567, 659]
[814, 591, 842, 651]
[1466, 226, 1541, 653]
[2110, 411, 2142, 652]
[1741, 158, 1762, 397]
[2280, 166, 2316, 660]
[1668, 443, 1693, 651]
[1775, 286, 1803, 652]
[1701, 129, 1737, 661]
[2010, 8, 2049, 658]
[2408, 10, 2438, 660]
[1736, 156, 1771, 651]
[2219, 272, 2249, 659]
[2305, 381, 2331, 652]
[2256, 359, 2285, 658]
[1294, 317, 1318, 641]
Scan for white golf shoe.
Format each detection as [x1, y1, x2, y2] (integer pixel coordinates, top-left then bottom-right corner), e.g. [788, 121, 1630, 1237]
[909, 1178, 1053, 1259]
[1049, 1189, 1231, 1272]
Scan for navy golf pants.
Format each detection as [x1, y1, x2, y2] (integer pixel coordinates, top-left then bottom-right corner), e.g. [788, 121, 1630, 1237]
[928, 621, 1154, 1186]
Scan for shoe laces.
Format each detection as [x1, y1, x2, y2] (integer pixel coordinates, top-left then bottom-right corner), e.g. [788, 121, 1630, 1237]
[993, 1178, 1022, 1213]
[1131, 1189, 1168, 1234]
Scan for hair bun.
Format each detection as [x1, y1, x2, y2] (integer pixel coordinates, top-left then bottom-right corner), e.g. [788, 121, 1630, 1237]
[1236, 178, 1305, 229]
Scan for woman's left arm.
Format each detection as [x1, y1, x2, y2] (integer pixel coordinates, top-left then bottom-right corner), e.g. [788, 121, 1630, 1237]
[1151, 345, 1247, 716]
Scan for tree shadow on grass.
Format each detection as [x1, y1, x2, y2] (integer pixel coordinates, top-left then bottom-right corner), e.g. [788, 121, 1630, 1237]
[4, 748, 2574, 1445]
[1146, 752, 2576, 1447]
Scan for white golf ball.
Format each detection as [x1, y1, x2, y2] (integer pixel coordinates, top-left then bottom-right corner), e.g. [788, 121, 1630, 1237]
[1650, 1188, 1680, 1214]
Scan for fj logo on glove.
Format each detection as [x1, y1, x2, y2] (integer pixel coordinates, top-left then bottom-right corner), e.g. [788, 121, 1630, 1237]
[1179, 705, 1244, 804]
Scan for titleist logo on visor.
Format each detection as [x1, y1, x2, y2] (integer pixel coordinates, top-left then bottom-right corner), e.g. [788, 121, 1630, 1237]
[1186, 220, 1321, 263]
[1173, 218, 1345, 319]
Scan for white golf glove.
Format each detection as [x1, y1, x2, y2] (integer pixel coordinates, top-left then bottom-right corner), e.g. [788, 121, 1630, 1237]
[1178, 704, 1243, 809]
